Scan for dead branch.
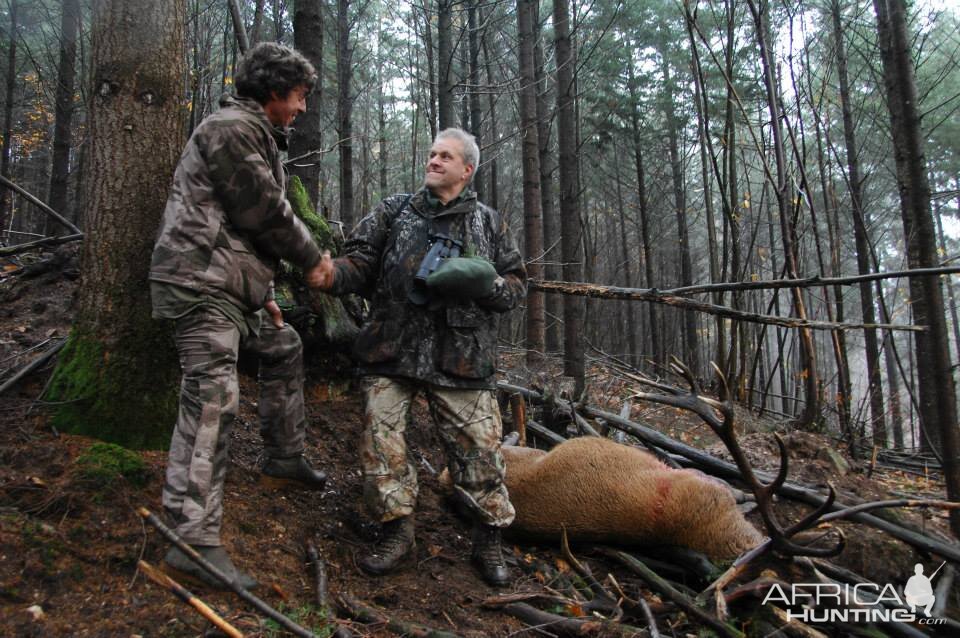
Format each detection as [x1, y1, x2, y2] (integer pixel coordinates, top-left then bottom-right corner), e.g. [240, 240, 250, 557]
[490, 601, 649, 637]
[335, 592, 460, 637]
[819, 499, 960, 523]
[138, 560, 243, 638]
[0, 175, 82, 235]
[284, 137, 354, 166]
[0, 233, 83, 257]
[560, 528, 621, 619]
[0, 339, 66, 397]
[530, 280, 922, 332]
[600, 549, 745, 638]
[138, 508, 318, 638]
[509, 392, 527, 445]
[305, 540, 328, 609]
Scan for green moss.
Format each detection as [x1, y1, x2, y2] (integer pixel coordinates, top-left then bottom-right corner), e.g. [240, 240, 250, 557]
[288, 175, 337, 254]
[45, 327, 179, 450]
[264, 603, 335, 637]
[76, 442, 149, 487]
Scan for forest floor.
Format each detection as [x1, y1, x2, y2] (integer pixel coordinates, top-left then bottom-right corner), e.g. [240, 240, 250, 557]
[0, 249, 958, 637]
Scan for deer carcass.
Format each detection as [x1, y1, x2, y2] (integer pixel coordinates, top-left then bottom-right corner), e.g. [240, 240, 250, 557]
[500, 436, 764, 560]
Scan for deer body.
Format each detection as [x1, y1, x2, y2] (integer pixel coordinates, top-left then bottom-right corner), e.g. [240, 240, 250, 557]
[501, 437, 764, 560]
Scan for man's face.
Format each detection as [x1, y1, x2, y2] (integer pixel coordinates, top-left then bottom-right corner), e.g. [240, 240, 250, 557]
[263, 85, 308, 128]
[424, 137, 473, 200]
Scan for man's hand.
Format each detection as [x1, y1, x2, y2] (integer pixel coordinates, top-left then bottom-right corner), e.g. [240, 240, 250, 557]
[264, 299, 284, 328]
[305, 250, 335, 290]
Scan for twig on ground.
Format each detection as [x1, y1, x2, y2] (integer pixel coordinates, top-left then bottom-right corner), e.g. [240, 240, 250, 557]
[0, 339, 66, 398]
[336, 592, 461, 637]
[138, 560, 243, 638]
[138, 507, 318, 638]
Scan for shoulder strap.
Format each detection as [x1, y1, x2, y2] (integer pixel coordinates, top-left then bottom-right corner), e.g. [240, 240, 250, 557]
[386, 192, 414, 226]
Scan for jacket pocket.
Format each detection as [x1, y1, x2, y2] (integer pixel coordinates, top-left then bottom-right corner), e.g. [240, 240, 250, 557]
[439, 307, 495, 379]
[353, 317, 401, 364]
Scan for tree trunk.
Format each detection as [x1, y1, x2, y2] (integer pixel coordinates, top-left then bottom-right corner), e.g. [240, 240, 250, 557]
[614, 140, 638, 367]
[0, 0, 18, 238]
[554, 0, 584, 392]
[251, 0, 266, 46]
[517, 0, 544, 366]
[336, 0, 354, 229]
[749, 0, 820, 427]
[46, 0, 185, 449]
[437, 0, 454, 130]
[872, 0, 960, 536]
[534, 7, 560, 355]
[481, 13, 498, 210]
[46, 0, 80, 233]
[289, 0, 324, 210]
[832, 0, 886, 446]
[467, 0, 483, 201]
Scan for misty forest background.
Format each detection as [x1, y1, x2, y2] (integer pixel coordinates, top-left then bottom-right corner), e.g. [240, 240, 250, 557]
[2, 0, 960, 523]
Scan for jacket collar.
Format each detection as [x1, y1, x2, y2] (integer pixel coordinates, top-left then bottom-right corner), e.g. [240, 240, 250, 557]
[412, 187, 476, 219]
[218, 94, 290, 150]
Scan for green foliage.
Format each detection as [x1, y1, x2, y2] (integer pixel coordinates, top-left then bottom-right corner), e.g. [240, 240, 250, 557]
[76, 442, 149, 487]
[263, 603, 335, 637]
[46, 328, 179, 450]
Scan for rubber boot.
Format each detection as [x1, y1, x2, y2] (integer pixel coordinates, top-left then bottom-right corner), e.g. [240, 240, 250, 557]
[259, 455, 327, 490]
[358, 516, 416, 575]
[162, 544, 258, 591]
[471, 523, 510, 586]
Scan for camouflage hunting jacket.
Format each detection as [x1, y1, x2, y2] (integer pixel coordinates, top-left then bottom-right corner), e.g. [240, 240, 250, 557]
[149, 95, 320, 314]
[331, 189, 526, 389]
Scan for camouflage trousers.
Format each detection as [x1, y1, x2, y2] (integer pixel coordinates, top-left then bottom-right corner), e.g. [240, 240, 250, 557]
[163, 307, 307, 545]
[361, 376, 515, 528]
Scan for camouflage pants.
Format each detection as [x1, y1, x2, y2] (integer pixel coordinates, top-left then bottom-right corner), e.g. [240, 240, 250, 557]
[163, 307, 307, 545]
[361, 376, 515, 528]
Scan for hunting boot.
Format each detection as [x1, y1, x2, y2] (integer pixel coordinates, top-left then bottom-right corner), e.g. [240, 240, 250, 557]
[162, 544, 258, 591]
[358, 516, 416, 575]
[260, 455, 327, 490]
[471, 523, 510, 586]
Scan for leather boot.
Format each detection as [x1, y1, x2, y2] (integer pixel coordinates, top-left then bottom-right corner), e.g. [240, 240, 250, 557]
[358, 517, 416, 575]
[162, 544, 258, 591]
[259, 455, 327, 490]
[471, 523, 510, 586]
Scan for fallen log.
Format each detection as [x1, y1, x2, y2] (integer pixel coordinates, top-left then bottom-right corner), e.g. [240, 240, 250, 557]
[490, 601, 649, 637]
[0, 339, 66, 397]
[335, 592, 460, 638]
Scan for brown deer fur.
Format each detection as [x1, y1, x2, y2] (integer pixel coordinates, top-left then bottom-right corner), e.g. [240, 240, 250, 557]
[498, 437, 764, 560]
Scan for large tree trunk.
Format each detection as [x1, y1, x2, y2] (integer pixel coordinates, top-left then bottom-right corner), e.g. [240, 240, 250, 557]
[872, 0, 960, 536]
[832, 0, 886, 446]
[554, 0, 584, 392]
[467, 0, 483, 201]
[46, 0, 80, 233]
[517, 0, 544, 365]
[289, 0, 324, 210]
[46, 0, 186, 449]
[336, 0, 354, 229]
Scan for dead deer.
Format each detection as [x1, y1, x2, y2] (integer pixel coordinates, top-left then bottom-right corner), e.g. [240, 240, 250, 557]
[501, 436, 765, 561]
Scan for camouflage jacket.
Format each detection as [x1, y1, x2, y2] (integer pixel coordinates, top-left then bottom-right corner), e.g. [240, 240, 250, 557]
[331, 189, 526, 389]
[149, 95, 320, 314]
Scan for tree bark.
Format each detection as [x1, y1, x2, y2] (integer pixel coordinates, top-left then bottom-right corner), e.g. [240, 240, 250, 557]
[553, 0, 584, 392]
[336, 0, 354, 229]
[46, 0, 186, 449]
[45, 0, 81, 234]
[872, 0, 960, 536]
[290, 0, 324, 210]
[0, 0, 18, 238]
[467, 0, 483, 201]
[517, 0, 544, 365]
[436, 0, 454, 130]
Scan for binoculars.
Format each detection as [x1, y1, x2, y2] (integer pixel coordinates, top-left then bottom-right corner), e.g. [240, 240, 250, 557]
[409, 233, 463, 305]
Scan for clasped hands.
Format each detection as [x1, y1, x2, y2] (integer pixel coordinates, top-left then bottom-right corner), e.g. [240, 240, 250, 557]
[304, 250, 335, 290]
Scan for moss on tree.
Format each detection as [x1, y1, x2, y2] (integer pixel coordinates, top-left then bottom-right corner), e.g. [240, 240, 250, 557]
[46, 323, 179, 450]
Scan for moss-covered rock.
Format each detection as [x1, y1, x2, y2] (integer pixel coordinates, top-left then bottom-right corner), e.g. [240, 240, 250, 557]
[76, 442, 149, 487]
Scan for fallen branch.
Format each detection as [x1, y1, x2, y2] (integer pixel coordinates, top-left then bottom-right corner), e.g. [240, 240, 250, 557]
[335, 592, 460, 637]
[0, 175, 82, 235]
[560, 528, 621, 618]
[0, 233, 83, 257]
[138, 507, 318, 638]
[530, 280, 921, 332]
[601, 549, 745, 638]
[0, 339, 66, 397]
[305, 540, 328, 609]
[138, 560, 243, 638]
[490, 601, 649, 637]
